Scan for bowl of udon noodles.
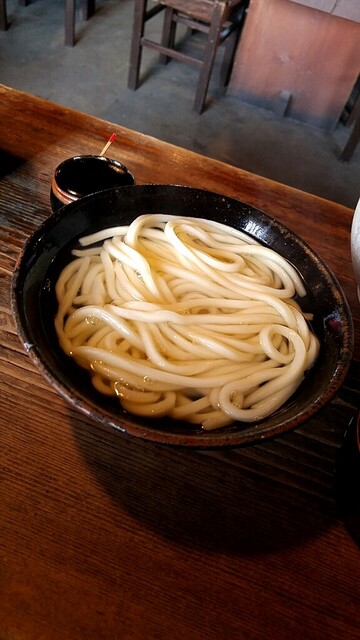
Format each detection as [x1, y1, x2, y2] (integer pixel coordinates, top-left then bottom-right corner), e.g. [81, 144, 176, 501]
[12, 184, 354, 447]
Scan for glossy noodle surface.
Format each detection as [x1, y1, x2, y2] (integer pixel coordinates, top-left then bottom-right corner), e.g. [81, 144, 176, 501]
[54, 215, 319, 430]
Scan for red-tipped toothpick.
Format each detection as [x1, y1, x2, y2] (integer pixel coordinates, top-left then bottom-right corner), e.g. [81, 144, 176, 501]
[100, 133, 117, 156]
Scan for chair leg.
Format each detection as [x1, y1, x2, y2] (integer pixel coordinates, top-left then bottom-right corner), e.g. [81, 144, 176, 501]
[193, 1, 226, 114]
[65, 0, 76, 46]
[0, 0, 7, 30]
[128, 0, 148, 90]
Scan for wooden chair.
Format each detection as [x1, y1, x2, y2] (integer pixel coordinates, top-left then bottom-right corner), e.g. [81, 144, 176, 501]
[128, 0, 248, 114]
[0, 0, 95, 45]
[340, 91, 360, 162]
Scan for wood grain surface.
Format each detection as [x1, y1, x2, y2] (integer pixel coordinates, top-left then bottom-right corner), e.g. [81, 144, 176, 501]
[1, 84, 360, 640]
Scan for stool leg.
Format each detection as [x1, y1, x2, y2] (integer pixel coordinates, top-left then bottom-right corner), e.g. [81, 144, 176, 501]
[340, 119, 360, 162]
[82, 0, 96, 20]
[220, 24, 239, 87]
[128, 0, 148, 90]
[160, 7, 176, 64]
[65, 0, 76, 46]
[193, 2, 226, 114]
[0, 0, 7, 30]
[340, 91, 360, 161]
[82, 0, 95, 20]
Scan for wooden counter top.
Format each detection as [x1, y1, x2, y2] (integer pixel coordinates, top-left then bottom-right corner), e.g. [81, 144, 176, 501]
[1, 84, 360, 640]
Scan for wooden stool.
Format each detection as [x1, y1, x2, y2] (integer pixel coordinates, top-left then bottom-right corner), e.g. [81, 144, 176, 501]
[340, 91, 360, 162]
[128, 0, 247, 114]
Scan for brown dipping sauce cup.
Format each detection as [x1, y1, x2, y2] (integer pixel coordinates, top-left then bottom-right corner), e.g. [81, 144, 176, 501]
[50, 155, 135, 212]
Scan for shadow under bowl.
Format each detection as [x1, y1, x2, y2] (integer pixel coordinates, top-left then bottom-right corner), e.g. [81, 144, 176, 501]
[335, 411, 360, 547]
[12, 185, 354, 448]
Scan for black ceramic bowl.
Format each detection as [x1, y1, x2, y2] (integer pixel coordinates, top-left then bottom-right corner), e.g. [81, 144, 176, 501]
[12, 185, 354, 447]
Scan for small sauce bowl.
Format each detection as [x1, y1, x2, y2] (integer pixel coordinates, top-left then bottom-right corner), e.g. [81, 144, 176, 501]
[50, 155, 135, 212]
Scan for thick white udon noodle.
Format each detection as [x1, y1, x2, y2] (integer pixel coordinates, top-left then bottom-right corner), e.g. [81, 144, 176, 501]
[54, 214, 319, 431]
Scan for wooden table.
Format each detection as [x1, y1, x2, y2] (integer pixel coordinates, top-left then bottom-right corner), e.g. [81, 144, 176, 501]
[1, 84, 360, 639]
